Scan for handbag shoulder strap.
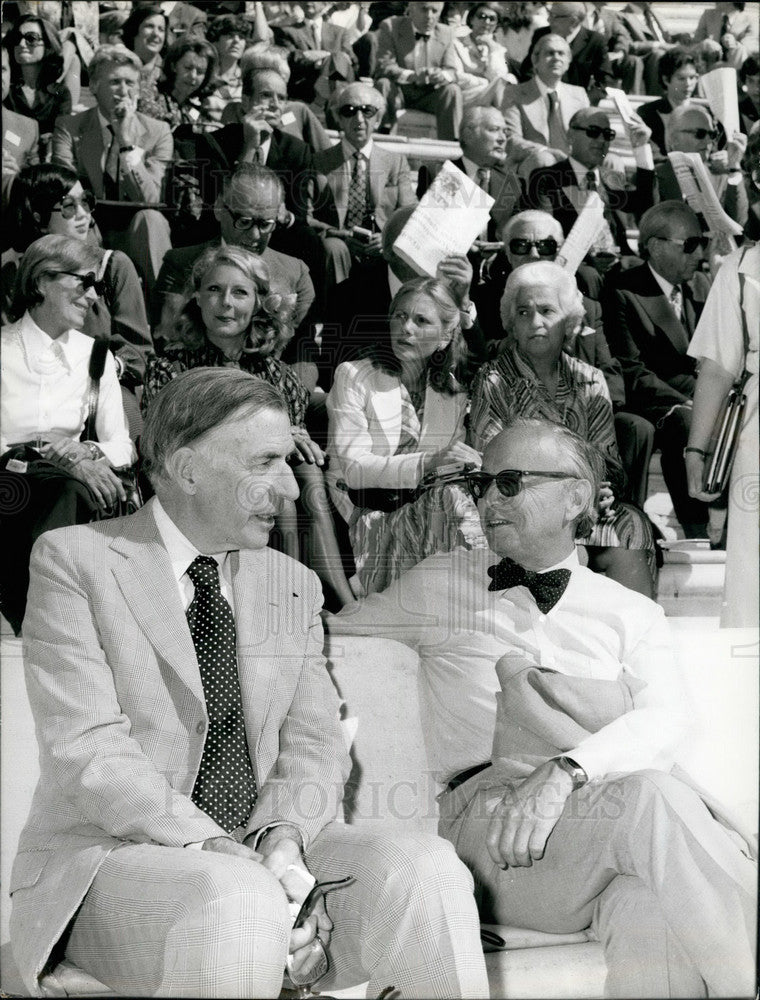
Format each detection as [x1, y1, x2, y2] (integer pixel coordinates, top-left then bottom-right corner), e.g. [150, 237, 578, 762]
[736, 245, 752, 390]
[81, 338, 110, 443]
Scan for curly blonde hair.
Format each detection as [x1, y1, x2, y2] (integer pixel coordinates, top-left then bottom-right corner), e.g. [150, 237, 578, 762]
[173, 245, 296, 357]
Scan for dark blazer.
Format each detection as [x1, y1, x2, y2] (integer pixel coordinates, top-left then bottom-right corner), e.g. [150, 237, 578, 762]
[4, 78, 70, 137]
[417, 157, 522, 241]
[524, 157, 653, 254]
[521, 25, 614, 89]
[191, 124, 315, 221]
[591, 7, 633, 52]
[312, 141, 415, 231]
[603, 262, 711, 423]
[273, 20, 356, 102]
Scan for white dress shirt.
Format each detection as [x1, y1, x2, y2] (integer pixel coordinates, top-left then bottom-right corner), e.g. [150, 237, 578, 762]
[152, 497, 234, 611]
[648, 263, 682, 317]
[568, 155, 601, 191]
[1, 312, 133, 466]
[329, 546, 690, 786]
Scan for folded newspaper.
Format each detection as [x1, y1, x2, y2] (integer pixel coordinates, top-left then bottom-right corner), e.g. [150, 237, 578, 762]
[606, 87, 655, 170]
[555, 191, 606, 274]
[393, 160, 494, 276]
[700, 67, 740, 138]
[667, 151, 744, 237]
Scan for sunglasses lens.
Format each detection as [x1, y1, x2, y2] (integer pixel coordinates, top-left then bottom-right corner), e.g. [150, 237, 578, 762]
[683, 237, 707, 254]
[536, 239, 558, 257]
[509, 240, 529, 254]
[495, 472, 521, 498]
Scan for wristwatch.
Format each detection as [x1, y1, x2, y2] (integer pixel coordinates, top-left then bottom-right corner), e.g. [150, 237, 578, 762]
[83, 442, 102, 462]
[555, 755, 588, 790]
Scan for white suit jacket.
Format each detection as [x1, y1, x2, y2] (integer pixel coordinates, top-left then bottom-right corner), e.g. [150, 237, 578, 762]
[326, 358, 468, 519]
[10, 501, 348, 993]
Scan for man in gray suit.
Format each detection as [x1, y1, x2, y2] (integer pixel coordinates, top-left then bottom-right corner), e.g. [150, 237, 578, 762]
[51, 44, 173, 294]
[10, 368, 489, 999]
[373, 0, 463, 140]
[502, 32, 589, 180]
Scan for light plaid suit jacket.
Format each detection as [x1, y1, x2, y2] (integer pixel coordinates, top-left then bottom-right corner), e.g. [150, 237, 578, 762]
[10, 500, 349, 994]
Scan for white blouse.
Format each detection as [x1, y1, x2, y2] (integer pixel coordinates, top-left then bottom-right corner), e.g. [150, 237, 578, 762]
[1, 312, 133, 467]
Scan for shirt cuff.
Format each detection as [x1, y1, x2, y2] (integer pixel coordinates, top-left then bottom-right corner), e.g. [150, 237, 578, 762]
[398, 69, 415, 84]
[247, 822, 306, 853]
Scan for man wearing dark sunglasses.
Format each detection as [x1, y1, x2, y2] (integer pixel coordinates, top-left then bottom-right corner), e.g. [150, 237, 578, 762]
[604, 200, 713, 538]
[327, 417, 755, 998]
[310, 81, 415, 286]
[656, 104, 749, 227]
[524, 106, 655, 265]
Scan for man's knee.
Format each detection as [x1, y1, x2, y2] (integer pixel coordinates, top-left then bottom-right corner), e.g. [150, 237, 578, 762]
[381, 833, 475, 897]
[436, 83, 463, 109]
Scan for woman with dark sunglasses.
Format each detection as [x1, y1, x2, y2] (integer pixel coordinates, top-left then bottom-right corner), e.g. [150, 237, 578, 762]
[1, 15, 72, 152]
[0, 234, 134, 635]
[453, 2, 516, 110]
[470, 261, 657, 598]
[2, 163, 152, 393]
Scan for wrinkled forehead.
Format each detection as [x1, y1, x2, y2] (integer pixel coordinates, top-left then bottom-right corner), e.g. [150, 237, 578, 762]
[508, 218, 561, 241]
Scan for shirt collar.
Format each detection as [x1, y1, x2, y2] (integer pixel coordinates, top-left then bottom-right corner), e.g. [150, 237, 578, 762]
[152, 496, 231, 588]
[568, 155, 599, 187]
[20, 311, 73, 371]
[461, 154, 485, 181]
[535, 76, 563, 98]
[490, 546, 580, 576]
[648, 263, 676, 299]
[341, 136, 373, 160]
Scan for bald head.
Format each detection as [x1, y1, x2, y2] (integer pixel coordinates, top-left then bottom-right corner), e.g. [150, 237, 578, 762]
[568, 108, 615, 168]
[501, 211, 564, 269]
[666, 104, 716, 156]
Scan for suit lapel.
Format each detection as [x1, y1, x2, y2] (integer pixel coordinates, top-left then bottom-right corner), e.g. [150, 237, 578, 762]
[522, 81, 548, 137]
[109, 504, 205, 705]
[81, 108, 106, 195]
[231, 548, 276, 756]
[637, 269, 690, 354]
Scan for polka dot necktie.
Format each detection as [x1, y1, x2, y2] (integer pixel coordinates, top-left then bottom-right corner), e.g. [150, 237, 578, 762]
[186, 555, 257, 832]
[487, 557, 571, 613]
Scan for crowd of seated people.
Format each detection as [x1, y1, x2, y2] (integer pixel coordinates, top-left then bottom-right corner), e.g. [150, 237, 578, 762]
[2, 0, 758, 622]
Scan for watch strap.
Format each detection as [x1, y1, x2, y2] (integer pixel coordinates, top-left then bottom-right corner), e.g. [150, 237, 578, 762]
[555, 755, 588, 789]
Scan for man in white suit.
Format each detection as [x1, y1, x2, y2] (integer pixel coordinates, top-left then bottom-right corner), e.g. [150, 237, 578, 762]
[10, 369, 489, 999]
[502, 32, 589, 181]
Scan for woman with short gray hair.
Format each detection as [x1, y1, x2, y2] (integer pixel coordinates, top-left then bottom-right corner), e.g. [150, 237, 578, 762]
[470, 261, 657, 598]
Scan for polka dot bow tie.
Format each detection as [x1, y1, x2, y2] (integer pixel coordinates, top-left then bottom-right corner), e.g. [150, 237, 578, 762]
[487, 557, 571, 613]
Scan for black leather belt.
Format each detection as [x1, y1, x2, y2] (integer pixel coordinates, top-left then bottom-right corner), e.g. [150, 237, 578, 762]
[446, 760, 492, 792]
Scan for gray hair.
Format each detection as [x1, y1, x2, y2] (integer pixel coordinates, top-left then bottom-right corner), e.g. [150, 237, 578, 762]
[500, 210, 563, 244]
[638, 200, 700, 259]
[89, 44, 142, 82]
[141, 368, 288, 486]
[9, 234, 102, 320]
[490, 416, 602, 537]
[499, 260, 584, 346]
[329, 80, 386, 118]
[665, 103, 715, 152]
[532, 32, 571, 64]
[240, 46, 291, 83]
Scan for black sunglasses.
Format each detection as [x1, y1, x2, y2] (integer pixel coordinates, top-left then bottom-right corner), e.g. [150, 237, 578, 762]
[54, 271, 105, 295]
[681, 128, 718, 140]
[508, 238, 558, 257]
[16, 31, 44, 45]
[464, 469, 578, 501]
[51, 191, 97, 219]
[222, 204, 277, 233]
[571, 124, 616, 141]
[654, 235, 709, 254]
[338, 104, 379, 118]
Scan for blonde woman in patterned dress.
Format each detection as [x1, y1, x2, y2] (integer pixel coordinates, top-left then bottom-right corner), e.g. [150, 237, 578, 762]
[469, 261, 656, 598]
[327, 277, 486, 596]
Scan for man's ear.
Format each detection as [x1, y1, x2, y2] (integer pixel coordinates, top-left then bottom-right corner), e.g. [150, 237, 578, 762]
[564, 477, 593, 526]
[213, 196, 224, 224]
[165, 447, 198, 495]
